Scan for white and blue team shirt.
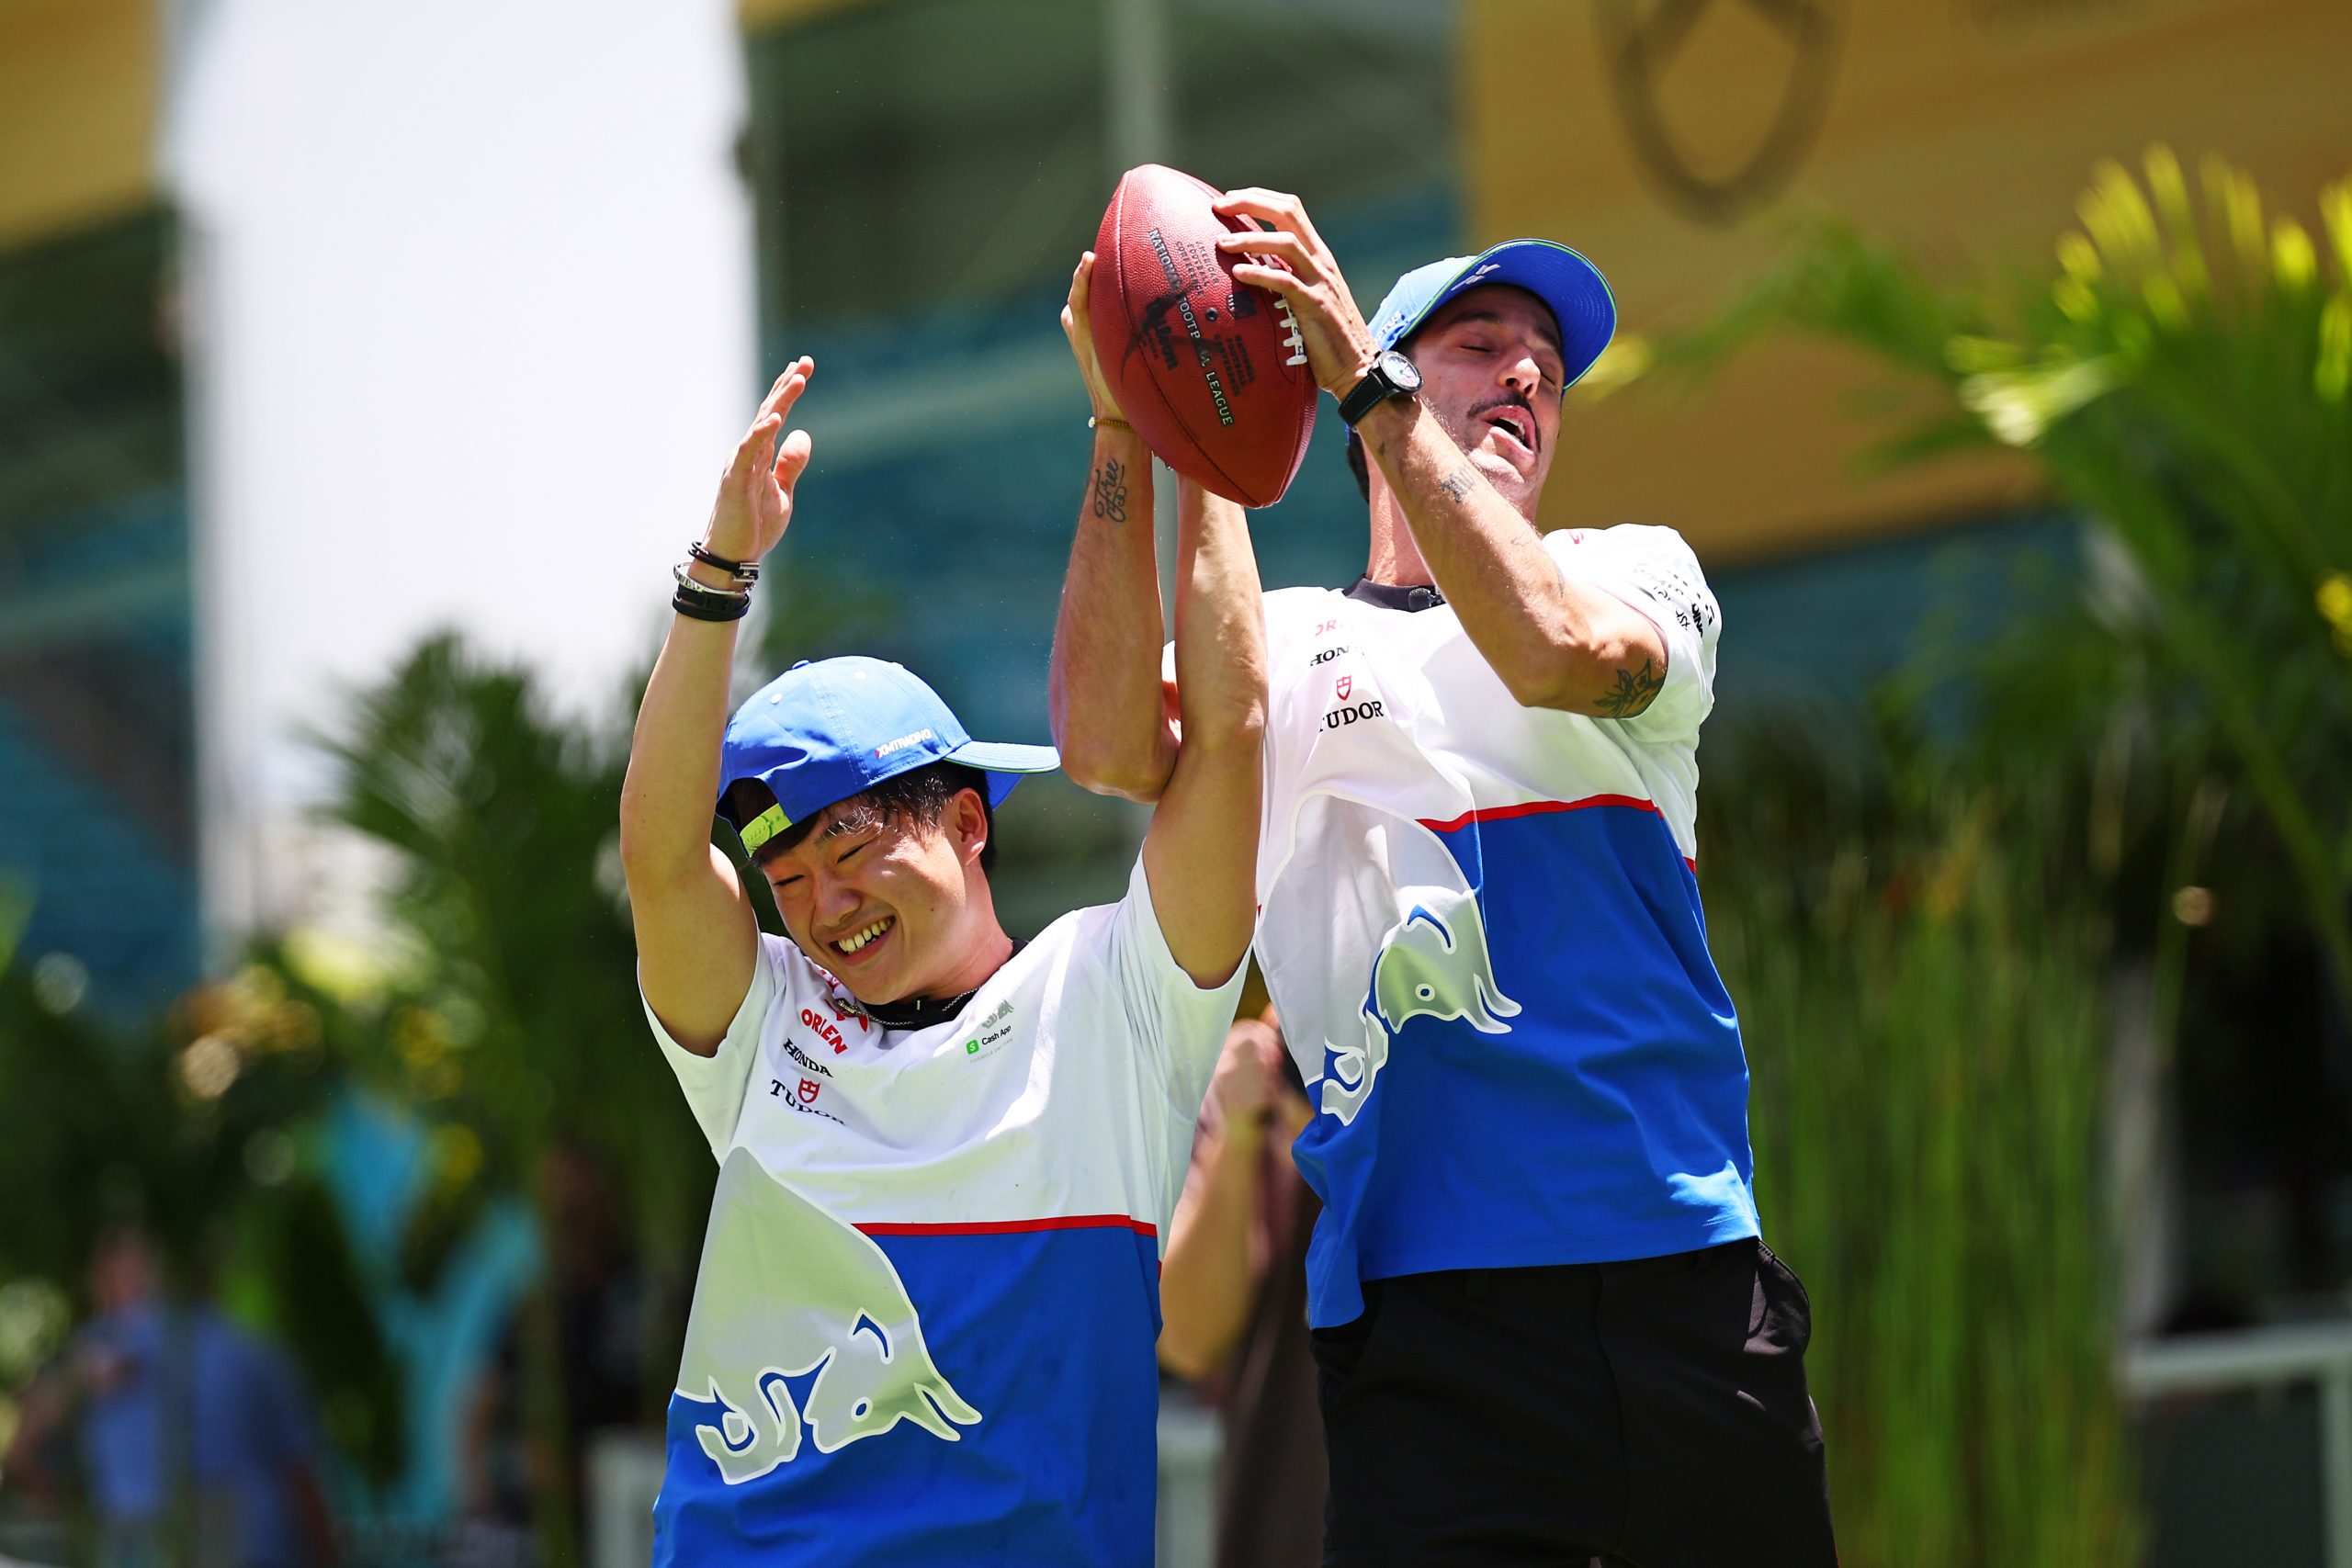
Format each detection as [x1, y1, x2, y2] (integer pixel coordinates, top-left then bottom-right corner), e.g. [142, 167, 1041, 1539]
[1253, 524, 1758, 1328]
[643, 858, 1244, 1567]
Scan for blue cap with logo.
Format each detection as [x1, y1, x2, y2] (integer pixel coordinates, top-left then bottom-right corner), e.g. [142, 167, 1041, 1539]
[718, 656, 1058, 854]
[1365, 239, 1617, 386]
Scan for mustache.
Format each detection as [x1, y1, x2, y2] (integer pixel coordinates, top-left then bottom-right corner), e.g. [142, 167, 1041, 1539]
[1468, 392, 1540, 452]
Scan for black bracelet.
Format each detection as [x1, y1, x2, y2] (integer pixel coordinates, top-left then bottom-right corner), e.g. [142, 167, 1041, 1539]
[673, 562, 752, 622]
[673, 584, 752, 622]
[688, 540, 760, 583]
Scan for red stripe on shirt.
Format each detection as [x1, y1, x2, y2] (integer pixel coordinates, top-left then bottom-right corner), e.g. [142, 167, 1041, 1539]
[1417, 795, 1662, 833]
[856, 1214, 1159, 1239]
[1418, 795, 1698, 874]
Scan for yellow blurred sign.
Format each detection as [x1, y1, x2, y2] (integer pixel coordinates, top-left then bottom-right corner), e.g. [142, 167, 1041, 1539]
[0, 0, 158, 254]
[1464, 0, 2352, 559]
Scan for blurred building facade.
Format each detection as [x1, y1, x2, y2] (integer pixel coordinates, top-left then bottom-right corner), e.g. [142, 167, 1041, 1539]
[0, 1, 193, 1011]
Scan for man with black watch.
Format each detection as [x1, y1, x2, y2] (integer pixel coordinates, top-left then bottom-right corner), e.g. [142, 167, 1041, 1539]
[1334, 346, 1423, 428]
[1055, 198, 1837, 1567]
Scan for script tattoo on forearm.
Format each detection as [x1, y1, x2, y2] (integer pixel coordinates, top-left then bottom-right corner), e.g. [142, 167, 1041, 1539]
[1436, 461, 1476, 504]
[1091, 458, 1130, 524]
[1596, 658, 1663, 719]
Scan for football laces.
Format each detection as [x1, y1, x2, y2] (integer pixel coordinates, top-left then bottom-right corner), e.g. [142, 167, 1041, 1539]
[1275, 299, 1307, 367]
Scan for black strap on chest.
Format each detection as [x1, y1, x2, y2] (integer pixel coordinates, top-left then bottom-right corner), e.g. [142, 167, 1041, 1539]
[858, 940, 1026, 1032]
[1343, 576, 1446, 613]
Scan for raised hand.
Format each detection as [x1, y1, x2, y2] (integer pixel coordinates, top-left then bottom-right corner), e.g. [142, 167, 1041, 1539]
[1060, 254, 1126, 424]
[703, 356, 816, 567]
[1212, 189, 1378, 400]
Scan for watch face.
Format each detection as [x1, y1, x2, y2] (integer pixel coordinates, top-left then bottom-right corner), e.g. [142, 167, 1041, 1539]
[1380, 349, 1422, 392]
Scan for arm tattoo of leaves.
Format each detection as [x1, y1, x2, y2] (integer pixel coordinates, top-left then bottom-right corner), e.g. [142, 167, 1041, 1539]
[1436, 462, 1476, 504]
[1596, 658, 1663, 719]
[1091, 458, 1130, 524]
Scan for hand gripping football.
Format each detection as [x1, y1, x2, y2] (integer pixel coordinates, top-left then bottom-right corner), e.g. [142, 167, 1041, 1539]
[1088, 164, 1318, 508]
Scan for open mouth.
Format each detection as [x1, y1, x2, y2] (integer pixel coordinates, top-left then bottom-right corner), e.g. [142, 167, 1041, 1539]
[1480, 403, 1536, 461]
[832, 916, 895, 960]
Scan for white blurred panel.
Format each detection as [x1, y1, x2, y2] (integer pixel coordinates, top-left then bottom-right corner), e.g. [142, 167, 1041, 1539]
[168, 0, 754, 936]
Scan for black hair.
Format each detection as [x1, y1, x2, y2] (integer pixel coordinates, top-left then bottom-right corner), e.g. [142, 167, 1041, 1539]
[723, 760, 998, 874]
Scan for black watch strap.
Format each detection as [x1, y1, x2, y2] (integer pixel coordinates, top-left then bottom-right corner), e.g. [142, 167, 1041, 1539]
[1340, 352, 1416, 428]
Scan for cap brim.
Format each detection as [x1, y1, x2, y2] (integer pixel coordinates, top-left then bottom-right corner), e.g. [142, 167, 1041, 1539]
[945, 739, 1061, 807]
[1395, 240, 1617, 389]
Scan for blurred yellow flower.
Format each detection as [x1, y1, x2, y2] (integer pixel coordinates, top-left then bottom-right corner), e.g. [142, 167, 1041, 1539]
[2273, 220, 2318, 292]
[2083, 160, 2161, 271]
[2322, 182, 2352, 282]
[2057, 232, 2102, 284]
[2203, 156, 2267, 280]
[2318, 573, 2352, 657]
[2316, 294, 2351, 403]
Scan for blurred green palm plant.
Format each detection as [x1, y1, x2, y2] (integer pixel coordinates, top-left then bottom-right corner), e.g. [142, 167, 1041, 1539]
[308, 633, 716, 1558]
[1674, 149, 2352, 997]
[314, 633, 706, 1214]
[1660, 149, 2352, 1564]
[1706, 776, 2137, 1568]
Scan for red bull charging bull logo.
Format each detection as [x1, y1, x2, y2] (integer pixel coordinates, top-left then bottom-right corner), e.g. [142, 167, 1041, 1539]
[1259, 795, 1524, 1128]
[676, 1149, 982, 1484]
[1325, 880, 1521, 1123]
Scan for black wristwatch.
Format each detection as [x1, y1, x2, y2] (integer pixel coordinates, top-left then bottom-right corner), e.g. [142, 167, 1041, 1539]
[1338, 348, 1423, 427]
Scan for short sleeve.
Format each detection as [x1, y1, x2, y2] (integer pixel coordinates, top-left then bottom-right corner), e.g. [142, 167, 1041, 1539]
[641, 934, 786, 1159]
[1545, 524, 1720, 741]
[1100, 854, 1250, 1122]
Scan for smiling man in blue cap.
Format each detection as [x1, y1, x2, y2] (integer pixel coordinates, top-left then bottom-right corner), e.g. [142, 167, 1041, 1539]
[620, 356, 1266, 1566]
[1056, 199, 1836, 1565]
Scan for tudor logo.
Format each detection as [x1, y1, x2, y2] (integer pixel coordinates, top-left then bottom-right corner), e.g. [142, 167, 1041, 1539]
[797, 1077, 822, 1105]
[1323, 699, 1385, 730]
[1597, 0, 1844, 225]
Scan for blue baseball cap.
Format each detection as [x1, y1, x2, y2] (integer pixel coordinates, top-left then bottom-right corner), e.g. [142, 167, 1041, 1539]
[718, 657, 1058, 854]
[1365, 239, 1617, 388]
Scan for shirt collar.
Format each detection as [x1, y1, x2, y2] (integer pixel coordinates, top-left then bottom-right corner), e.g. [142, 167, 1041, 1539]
[858, 941, 1024, 1031]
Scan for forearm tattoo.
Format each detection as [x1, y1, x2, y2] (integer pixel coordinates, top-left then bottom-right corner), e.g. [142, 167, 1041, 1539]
[1091, 458, 1130, 524]
[1596, 658, 1663, 719]
[1436, 461, 1476, 504]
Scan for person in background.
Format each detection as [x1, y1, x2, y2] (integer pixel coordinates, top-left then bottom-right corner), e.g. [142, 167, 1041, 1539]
[1159, 1009, 1323, 1568]
[3, 1226, 338, 1568]
[458, 1142, 648, 1564]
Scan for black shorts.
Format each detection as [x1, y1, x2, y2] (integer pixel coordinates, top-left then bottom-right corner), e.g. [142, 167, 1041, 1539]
[1309, 1239, 1836, 1567]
